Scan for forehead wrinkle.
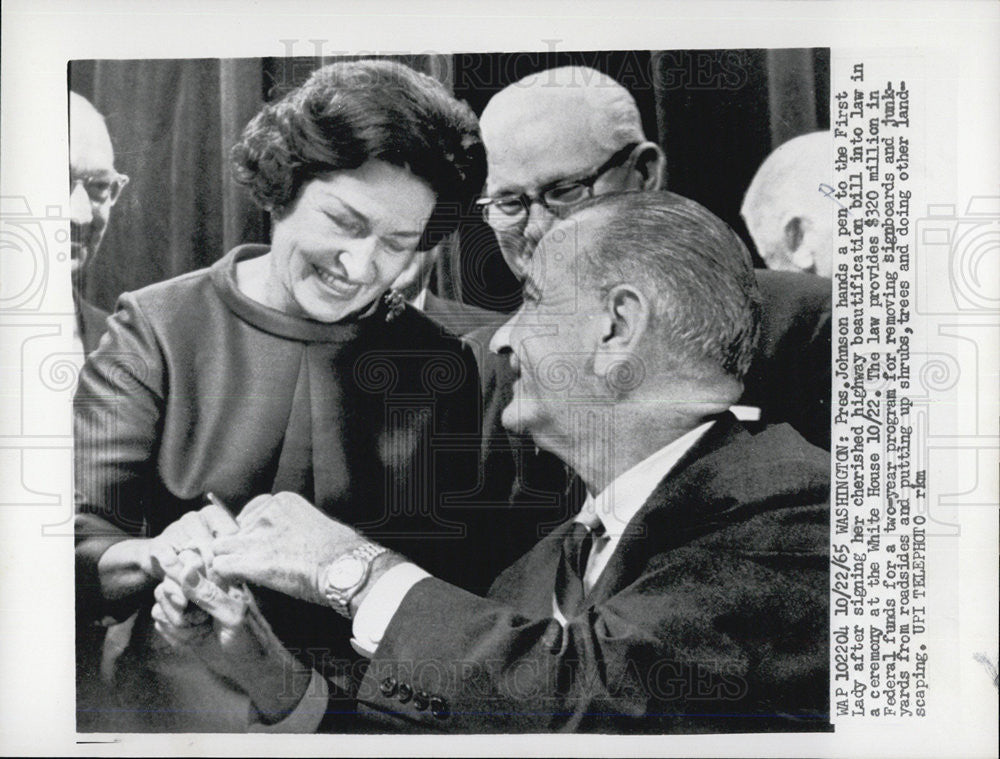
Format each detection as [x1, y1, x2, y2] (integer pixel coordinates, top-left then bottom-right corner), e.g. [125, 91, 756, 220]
[533, 229, 581, 284]
[522, 262, 544, 294]
[484, 124, 594, 193]
[547, 212, 608, 286]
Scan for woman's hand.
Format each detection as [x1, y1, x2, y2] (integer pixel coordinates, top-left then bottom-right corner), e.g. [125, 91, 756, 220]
[144, 501, 241, 579]
[151, 551, 314, 723]
[96, 501, 240, 606]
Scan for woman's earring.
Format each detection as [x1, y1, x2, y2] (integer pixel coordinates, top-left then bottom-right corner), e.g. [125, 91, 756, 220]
[383, 289, 405, 322]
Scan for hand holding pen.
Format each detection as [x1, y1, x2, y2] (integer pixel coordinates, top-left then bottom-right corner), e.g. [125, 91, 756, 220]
[151, 493, 249, 633]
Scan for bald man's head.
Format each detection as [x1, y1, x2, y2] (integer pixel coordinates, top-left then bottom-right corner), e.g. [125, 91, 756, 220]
[69, 92, 126, 279]
[741, 130, 834, 278]
[479, 67, 665, 279]
[480, 66, 647, 155]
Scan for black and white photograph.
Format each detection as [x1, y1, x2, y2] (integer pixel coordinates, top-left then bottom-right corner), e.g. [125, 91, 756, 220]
[1, 2, 997, 757]
[70, 49, 832, 734]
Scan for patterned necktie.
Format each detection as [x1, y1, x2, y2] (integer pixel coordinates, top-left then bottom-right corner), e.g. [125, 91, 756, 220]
[554, 520, 606, 619]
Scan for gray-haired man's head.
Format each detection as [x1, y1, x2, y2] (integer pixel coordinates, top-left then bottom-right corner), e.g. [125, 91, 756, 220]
[741, 130, 834, 278]
[478, 67, 665, 280]
[69, 92, 128, 283]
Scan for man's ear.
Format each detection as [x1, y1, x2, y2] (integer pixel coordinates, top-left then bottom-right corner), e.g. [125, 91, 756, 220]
[592, 284, 651, 391]
[783, 214, 817, 273]
[629, 141, 666, 191]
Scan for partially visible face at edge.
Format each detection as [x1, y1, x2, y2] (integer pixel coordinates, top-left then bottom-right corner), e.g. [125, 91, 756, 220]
[69, 99, 118, 277]
[265, 159, 437, 323]
[741, 131, 835, 278]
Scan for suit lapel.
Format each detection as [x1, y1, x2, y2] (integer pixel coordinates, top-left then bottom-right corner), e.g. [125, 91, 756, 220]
[489, 520, 577, 618]
[494, 413, 761, 616]
[580, 412, 746, 608]
[75, 291, 111, 356]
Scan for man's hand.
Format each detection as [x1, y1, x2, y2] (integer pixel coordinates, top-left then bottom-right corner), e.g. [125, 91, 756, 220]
[151, 551, 314, 723]
[211, 492, 364, 607]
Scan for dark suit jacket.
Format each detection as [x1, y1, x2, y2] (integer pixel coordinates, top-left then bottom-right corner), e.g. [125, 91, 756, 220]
[75, 291, 110, 356]
[354, 414, 831, 733]
[743, 270, 832, 449]
[466, 268, 832, 536]
[74, 246, 503, 731]
[73, 290, 113, 730]
[422, 291, 506, 337]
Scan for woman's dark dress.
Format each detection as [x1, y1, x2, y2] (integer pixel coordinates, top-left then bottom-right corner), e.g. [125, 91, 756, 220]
[74, 245, 499, 731]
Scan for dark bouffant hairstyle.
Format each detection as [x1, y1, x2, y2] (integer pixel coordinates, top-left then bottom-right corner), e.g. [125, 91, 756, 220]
[231, 59, 485, 250]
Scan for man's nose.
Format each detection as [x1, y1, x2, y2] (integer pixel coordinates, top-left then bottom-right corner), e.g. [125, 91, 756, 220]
[337, 236, 379, 283]
[489, 312, 518, 356]
[522, 198, 556, 250]
[70, 182, 93, 226]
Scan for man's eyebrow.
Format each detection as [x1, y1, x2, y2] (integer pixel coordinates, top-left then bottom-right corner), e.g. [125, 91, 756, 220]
[538, 167, 595, 191]
[489, 166, 593, 197]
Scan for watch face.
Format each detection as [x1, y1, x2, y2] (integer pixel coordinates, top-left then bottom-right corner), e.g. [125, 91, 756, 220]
[326, 556, 366, 591]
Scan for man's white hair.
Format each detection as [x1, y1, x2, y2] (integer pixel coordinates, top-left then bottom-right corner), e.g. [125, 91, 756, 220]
[480, 66, 646, 152]
[70, 91, 102, 119]
[69, 92, 114, 155]
[741, 130, 834, 276]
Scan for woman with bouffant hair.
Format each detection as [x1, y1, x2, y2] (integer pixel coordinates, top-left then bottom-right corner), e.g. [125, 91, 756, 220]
[74, 60, 491, 733]
[233, 59, 483, 248]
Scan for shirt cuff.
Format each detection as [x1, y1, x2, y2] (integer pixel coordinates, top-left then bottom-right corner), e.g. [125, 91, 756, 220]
[248, 668, 329, 733]
[350, 562, 430, 657]
[730, 404, 761, 421]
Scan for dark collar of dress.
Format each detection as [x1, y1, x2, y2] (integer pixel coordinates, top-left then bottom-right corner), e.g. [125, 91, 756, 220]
[210, 244, 391, 343]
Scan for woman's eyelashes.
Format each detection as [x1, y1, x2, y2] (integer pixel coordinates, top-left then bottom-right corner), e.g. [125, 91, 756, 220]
[324, 209, 366, 238]
[322, 212, 414, 255]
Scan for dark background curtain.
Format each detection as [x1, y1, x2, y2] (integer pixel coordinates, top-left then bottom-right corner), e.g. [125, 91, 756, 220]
[70, 49, 828, 314]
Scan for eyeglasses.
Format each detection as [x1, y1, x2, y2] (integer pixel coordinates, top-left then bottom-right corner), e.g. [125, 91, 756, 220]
[70, 172, 129, 206]
[476, 143, 639, 229]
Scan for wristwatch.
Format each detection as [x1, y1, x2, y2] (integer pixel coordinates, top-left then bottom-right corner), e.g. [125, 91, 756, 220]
[319, 542, 389, 618]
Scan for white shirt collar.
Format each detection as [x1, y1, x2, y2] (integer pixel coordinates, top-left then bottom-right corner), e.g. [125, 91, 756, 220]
[409, 287, 428, 312]
[575, 420, 715, 537]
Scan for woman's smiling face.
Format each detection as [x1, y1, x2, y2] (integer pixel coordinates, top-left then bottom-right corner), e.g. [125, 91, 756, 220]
[266, 160, 436, 322]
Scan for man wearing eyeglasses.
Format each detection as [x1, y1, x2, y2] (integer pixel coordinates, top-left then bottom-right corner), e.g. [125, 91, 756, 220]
[71, 92, 131, 731]
[165, 192, 830, 733]
[470, 68, 831, 528]
[467, 69, 668, 543]
[475, 68, 665, 281]
[69, 92, 129, 356]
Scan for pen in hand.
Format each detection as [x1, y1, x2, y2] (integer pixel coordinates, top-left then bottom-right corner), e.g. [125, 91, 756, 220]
[193, 491, 252, 623]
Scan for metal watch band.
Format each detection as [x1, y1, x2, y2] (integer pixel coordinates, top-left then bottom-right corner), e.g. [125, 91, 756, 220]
[323, 541, 389, 617]
[352, 541, 388, 565]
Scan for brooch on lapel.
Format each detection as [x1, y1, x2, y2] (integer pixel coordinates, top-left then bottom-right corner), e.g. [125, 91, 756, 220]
[383, 289, 405, 322]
